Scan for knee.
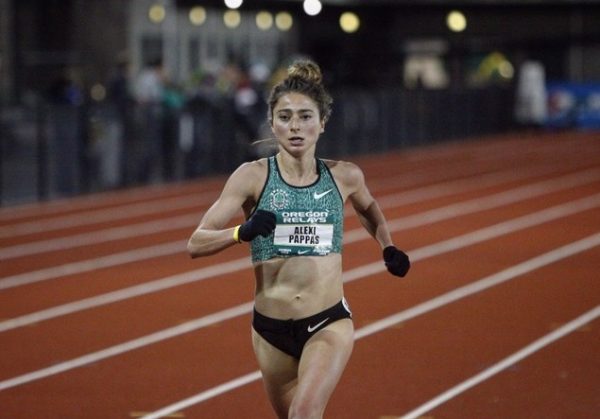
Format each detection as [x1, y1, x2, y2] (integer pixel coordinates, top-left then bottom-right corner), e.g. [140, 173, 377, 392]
[288, 397, 324, 419]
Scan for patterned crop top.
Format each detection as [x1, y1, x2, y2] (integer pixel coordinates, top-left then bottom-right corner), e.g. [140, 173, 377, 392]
[250, 156, 344, 262]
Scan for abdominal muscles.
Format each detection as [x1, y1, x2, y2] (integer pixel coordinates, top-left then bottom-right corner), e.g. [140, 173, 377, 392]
[253, 253, 344, 319]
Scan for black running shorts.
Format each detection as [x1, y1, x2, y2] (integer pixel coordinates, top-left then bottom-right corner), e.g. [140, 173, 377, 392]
[252, 298, 352, 359]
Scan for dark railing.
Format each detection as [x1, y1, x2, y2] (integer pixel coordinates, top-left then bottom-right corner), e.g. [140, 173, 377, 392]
[0, 86, 516, 207]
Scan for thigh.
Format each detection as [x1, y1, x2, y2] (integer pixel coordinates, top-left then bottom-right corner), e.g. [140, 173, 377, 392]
[252, 328, 299, 418]
[293, 318, 355, 415]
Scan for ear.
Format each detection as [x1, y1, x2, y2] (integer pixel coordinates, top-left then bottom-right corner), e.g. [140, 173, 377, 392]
[320, 120, 325, 133]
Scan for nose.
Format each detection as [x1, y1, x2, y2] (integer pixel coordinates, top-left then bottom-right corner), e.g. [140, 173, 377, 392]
[290, 116, 300, 131]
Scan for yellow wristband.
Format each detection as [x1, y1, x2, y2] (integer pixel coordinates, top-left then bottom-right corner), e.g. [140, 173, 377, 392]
[233, 225, 241, 243]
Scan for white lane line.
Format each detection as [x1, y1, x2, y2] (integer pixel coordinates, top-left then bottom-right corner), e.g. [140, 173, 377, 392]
[0, 161, 563, 277]
[0, 161, 572, 284]
[0, 162, 585, 286]
[0, 258, 251, 333]
[0, 213, 199, 260]
[0, 133, 565, 222]
[370, 149, 599, 194]
[399, 305, 600, 419]
[346, 168, 600, 243]
[0, 194, 215, 239]
[375, 165, 599, 211]
[2, 192, 599, 333]
[0, 141, 586, 238]
[1, 215, 598, 394]
[135, 370, 263, 418]
[3, 165, 599, 285]
[0, 241, 185, 290]
[138, 233, 600, 419]
[0, 159, 540, 255]
[0, 302, 255, 392]
[0, 183, 199, 221]
[354, 231, 600, 340]
[2, 138, 597, 256]
[2, 134, 597, 235]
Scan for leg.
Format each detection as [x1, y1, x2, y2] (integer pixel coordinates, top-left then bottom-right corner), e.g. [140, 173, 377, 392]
[289, 319, 354, 419]
[252, 328, 299, 418]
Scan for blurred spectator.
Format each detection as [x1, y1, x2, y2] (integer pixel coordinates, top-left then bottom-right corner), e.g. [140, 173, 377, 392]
[101, 56, 132, 188]
[237, 63, 271, 159]
[133, 58, 165, 183]
[161, 78, 185, 180]
[182, 67, 219, 178]
[234, 70, 261, 152]
[46, 67, 85, 196]
[48, 68, 84, 106]
[515, 60, 547, 126]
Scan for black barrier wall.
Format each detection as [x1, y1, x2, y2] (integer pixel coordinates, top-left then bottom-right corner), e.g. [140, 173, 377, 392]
[0, 86, 515, 206]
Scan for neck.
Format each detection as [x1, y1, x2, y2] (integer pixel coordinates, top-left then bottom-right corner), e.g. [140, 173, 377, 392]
[276, 152, 317, 184]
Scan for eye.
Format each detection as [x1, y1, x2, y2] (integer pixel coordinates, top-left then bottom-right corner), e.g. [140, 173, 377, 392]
[277, 113, 290, 122]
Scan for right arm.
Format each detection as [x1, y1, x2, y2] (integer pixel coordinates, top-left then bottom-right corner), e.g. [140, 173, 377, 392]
[187, 161, 262, 258]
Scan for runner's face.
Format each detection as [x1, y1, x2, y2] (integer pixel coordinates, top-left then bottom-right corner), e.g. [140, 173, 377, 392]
[271, 92, 324, 155]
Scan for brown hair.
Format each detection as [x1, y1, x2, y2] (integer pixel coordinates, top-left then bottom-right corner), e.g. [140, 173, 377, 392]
[267, 59, 333, 124]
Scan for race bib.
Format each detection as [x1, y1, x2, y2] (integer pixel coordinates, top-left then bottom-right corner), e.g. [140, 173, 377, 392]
[273, 224, 333, 256]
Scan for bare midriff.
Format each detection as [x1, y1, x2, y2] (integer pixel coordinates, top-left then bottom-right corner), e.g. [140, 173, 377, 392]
[253, 253, 343, 320]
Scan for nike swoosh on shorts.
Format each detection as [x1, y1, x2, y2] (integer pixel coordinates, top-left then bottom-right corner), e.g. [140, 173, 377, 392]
[307, 317, 330, 333]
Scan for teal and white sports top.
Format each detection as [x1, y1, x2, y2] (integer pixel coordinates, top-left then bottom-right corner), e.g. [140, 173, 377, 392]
[250, 156, 344, 262]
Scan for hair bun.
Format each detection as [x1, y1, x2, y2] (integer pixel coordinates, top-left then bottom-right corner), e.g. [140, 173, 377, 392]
[287, 60, 323, 84]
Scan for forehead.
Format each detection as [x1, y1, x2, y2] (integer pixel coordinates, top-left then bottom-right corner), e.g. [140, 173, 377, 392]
[273, 92, 319, 112]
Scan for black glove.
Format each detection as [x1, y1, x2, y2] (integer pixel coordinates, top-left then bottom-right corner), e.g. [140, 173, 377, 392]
[383, 246, 410, 277]
[238, 210, 276, 242]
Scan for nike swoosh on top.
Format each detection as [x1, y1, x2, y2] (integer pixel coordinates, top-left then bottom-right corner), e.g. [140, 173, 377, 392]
[313, 189, 333, 200]
[307, 317, 330, 333]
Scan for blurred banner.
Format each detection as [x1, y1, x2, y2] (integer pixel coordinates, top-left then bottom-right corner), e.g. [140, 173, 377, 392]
[545, 82, 600, 129]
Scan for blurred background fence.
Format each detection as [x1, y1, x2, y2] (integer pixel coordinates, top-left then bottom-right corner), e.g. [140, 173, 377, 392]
[0, 85, 515, 206]
[1, 0, 599, 207]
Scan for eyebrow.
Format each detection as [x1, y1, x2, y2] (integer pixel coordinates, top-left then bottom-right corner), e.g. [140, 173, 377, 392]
[276, 108, 315, 114]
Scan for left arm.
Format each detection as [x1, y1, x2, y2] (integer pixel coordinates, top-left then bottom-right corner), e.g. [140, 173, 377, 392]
[335, 161, 410, 277]
[336, 161, 392, 249]
[348, 170, 393, 249]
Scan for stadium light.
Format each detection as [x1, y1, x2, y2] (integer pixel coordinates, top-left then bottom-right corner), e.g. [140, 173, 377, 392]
[148, 4, 166, 23]
[90, 84, 106, 102]
[447, 10, 467, 32]
[340, 12, 360, 33]
[223, 10, 241, 28]
[224, 0, 243, 9]
[189, 6, 207, 26]
[256, 11, 273, 31]
[275, 12, 293, 31]
[303, 0, 322, 16]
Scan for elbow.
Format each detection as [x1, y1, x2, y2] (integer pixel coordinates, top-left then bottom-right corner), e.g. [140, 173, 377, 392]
[187, 239, 201, 258]
[187, 237, 218, 258]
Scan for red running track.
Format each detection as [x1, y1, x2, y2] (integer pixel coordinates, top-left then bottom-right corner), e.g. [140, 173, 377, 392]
[0, 131, 599, 418]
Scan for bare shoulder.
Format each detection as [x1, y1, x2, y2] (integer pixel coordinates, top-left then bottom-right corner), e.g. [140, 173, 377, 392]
[222, 157, 269, 202]
[323, 159, 365, 198]
[200, 158, 268, 227]
[229, 157, 268, 184]
[324, 159, 364, 186]
[236, 157, 268, 175]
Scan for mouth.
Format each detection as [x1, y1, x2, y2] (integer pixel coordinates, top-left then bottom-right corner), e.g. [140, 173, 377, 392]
[289, 136, 304, 145]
